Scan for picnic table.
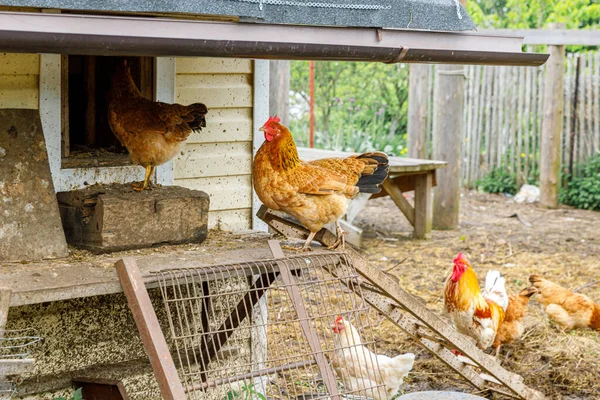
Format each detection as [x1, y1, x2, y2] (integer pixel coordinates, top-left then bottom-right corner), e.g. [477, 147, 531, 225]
[297, 148, 447, 240]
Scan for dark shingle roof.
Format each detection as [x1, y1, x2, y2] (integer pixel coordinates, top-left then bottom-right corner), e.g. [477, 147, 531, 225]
[0, 0, 476, 31]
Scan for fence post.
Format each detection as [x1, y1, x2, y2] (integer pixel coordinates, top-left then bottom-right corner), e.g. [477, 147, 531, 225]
[540, 32, 565, 208]
[269, 60, 290, 126]
[432, 65, 465, 230]
[408, 64, 430, 159]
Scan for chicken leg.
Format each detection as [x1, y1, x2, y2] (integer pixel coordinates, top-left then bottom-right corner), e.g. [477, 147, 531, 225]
[327, 220, 347, 250]
[133, 165, 155, 191]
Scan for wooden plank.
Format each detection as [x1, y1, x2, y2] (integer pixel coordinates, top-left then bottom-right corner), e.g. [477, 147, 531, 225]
[0, 74, 38, 109]
[269, 60, 290, 126]
[60, 54, 70, 158]
[115, 258, 187, 400]
[540, 44, 565, 208]
[268, 241, 341, 400]
[84, 55, 96, 146]
[0, 288, 11, 339]
[175, 141, 252, 179]
[0, 359, 35, 376]
[586, 52, 593, 159]
[414, 172, 433, 239]
[382, 180, 415, 227]
[176, 58, 252, 74]
[523, 65, 532, 182]
[594, 53, 600, 154]
[408, 64, 430, 159]
[496, 66, 505, 168]
[0, 53, 39, 74]
[517, 67, 524, 181]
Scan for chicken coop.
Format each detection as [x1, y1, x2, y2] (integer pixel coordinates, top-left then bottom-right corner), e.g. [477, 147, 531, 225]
[0, 0, 548, 399]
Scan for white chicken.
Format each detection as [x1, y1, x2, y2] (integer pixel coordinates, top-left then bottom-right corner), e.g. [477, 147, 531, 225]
[330, 316, 415, 400]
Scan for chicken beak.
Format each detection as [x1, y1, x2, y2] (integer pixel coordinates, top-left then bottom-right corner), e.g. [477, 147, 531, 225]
[258, 126, 265, 132]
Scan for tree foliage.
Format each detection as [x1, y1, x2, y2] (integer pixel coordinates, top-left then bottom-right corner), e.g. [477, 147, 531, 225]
[289, 61, 409, 156]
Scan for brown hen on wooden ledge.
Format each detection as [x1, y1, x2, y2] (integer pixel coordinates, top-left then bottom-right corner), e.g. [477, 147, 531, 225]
[108, 60, 208, 191]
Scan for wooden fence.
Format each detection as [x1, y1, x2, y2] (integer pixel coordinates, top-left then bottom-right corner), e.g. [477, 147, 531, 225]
[421, 52, 600, 187]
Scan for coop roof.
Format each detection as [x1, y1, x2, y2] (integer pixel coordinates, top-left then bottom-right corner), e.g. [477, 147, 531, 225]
[0, 11, 548, 66]
[0, 0, 475, 31]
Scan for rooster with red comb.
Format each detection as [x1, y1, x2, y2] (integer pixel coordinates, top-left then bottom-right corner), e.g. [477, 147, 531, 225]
[444, 252, 508, 349]
[252, 116, 389, 251]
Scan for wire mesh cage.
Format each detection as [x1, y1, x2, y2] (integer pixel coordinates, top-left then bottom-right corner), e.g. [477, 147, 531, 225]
[0, 329, 42, 400]
[152, 251, 407, 400]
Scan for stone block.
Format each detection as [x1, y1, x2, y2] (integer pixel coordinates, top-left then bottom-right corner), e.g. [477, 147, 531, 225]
[0, 109, 68, 262]
[57, 184, 209, 252]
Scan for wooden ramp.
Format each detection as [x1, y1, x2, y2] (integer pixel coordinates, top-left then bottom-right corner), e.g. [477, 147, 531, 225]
[258, 206, 545, 400]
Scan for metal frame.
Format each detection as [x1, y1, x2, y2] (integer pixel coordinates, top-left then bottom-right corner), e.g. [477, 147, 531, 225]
[0, 12, 547, 66]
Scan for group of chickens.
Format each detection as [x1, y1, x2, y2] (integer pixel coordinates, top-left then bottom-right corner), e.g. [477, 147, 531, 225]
[110, 60, 599, 399]
[445, 252, 600, 356]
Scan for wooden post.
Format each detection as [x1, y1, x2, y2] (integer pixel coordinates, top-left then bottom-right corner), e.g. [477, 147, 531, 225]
[309, 60, 315, 148]
[432, 65, 465, 230]
[268, 60, 290, 125]
[408, 64, 430, 159]
[540, 38, 565, 208]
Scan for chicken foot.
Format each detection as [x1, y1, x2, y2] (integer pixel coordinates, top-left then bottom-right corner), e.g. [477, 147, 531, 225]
[133, 165, 155, 191]
[327, 220, 347, 250]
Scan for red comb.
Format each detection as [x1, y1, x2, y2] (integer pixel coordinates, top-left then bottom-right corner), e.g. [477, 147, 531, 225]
[265, 115, 280, 125]
[453, 252, 467, 264]
[335, 316, 343, 323]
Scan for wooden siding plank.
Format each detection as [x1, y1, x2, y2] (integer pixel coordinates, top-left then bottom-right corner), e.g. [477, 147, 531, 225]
[174, 141, 252, 179]
[176, 58, 252, 74]
[0, 53, 39, 75]
[186, 108, 252, 144]
[176, 74, 252, 109]
[176, 175, 252, 211]
[0, 74, 38, 109]
[208, 209, 252, 231]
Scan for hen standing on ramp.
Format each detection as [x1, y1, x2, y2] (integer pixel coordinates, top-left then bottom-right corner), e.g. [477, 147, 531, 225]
[252, 116, 389, 251]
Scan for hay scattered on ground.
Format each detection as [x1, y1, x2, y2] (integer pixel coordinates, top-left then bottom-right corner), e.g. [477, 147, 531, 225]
[355, 190, 600, 399]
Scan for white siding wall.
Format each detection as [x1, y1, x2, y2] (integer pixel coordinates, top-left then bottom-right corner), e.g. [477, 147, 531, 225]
[0, 53, 39, 109]
[174, 58, 254, 231]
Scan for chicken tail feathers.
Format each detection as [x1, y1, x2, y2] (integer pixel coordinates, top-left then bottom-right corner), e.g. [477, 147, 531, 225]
[484, 270, 509, 311]
[355, 152, 389, 194]
[186, 103, 208, 132]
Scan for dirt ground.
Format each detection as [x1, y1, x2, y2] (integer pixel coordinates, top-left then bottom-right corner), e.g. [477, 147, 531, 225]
[353, 190, 600, 400]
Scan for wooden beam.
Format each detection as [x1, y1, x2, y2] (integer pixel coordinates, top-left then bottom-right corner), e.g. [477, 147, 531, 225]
[0, 359, 35, 376]
[414, 172, 433, 239]
[84, 55, 96, 146]
[408, 64, 430, 159]
[269, 60, 290, 126]
[0, 288, 11, 337]
[540, 42, 565, 208]
[481, 29, 600, 46]
[432, 65, 464, 230]
[382, 180, 415, 226]
[115, 258, 186, 400]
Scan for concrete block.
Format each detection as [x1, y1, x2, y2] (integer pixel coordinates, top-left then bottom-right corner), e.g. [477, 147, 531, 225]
[0, 109, 68, 262]
[57, 184, 209, 252]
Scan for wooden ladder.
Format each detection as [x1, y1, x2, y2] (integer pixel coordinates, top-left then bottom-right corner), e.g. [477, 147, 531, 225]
[258, 206, 545, 400]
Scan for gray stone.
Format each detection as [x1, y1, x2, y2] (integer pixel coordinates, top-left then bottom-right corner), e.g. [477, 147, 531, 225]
[0, 109, 68, 262]
[57, 184, 209, 252]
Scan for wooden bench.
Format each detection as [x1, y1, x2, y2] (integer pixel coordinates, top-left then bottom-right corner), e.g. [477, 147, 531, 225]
[297, 148, 447, 240]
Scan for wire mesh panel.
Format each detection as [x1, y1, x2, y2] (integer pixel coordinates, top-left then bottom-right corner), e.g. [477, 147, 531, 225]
[152, 252, 396, 400]
[0, 329, 42, 400]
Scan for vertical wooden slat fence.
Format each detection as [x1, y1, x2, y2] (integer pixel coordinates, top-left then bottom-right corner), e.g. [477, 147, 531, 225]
[420, 51, 600, 188]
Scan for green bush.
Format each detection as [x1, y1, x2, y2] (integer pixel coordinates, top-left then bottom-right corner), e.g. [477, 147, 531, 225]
[476, 168, 518, 195]
[559, 155, 600, 211]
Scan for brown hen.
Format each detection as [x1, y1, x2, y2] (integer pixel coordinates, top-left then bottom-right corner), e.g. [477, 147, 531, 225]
[492, 286, 537, 355]
[530, 274, 600, 331]
[252, 116, 389, 251]
[109, 60, 208, 190]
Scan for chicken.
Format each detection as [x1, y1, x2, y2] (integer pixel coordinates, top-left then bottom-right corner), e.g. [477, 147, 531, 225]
[252, 116, 389, 250]
[331, 316, 414, 400]
[492, 286, 537, 356]
[444, 252, 508, 349]
[529, 274, 600, 331]
[109, 60, 208, 191]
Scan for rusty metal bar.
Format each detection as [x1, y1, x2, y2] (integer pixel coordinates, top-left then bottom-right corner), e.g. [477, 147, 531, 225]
[115, 258, 186, 400]
[0, 12, 548, 66]
[267, 241, 342, 400]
